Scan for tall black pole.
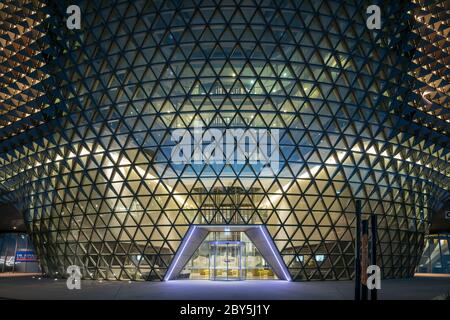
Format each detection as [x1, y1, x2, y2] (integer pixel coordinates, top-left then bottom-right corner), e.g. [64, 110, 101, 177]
[361, 220, 369, 300]
[354, 200, 361, 301]
[370, 213, 378, 301]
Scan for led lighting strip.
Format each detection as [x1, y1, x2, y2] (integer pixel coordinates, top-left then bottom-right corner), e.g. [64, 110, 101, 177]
[259, 225, 292, 281]
[164, 225, 197, 281]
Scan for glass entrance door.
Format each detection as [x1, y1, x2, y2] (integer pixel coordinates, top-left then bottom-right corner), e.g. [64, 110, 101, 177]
[209, 241, 245, 280]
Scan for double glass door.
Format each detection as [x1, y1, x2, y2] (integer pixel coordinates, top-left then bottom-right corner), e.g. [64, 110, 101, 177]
[209, 241, 245, 280]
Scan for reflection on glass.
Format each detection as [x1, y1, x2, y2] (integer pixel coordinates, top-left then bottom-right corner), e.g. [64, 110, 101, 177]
[0, 233, 40, 273]
[418, 234, 450, 274]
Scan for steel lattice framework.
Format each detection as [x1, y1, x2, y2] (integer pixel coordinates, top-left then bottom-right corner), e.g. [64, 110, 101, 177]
[409, 0, 449, 136]
[0, 0, 449, 281]
[0, 0, 52, 142]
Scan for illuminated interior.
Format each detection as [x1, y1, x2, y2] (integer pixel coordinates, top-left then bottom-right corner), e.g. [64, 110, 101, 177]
[180, 231, 277, 280]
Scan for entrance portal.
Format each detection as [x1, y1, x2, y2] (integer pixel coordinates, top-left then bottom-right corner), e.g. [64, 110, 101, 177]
[209, 241, 245, 280]
[183, 231, 276, 280]
[164, 225, 291, 281]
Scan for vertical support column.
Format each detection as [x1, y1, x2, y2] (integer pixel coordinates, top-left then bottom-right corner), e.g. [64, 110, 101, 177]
[428, 237, 433, 273]
[370, 214, 378, 301]
[354, 199, 362, 301]
[0, 236, 5, 273]
[212, 243, 216, 280]
[361, 220, 369, 300]
[240, 242, 245, 280]
[226, 243, 229, 280]
[12, 234, 18, 273]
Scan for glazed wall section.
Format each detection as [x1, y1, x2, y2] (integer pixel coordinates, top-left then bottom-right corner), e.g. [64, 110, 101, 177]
[0, 0, 448, 281]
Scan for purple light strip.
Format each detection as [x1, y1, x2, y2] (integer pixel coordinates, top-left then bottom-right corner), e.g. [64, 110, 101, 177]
[259, 225, 291, 281]
[164, 225, 197, 281]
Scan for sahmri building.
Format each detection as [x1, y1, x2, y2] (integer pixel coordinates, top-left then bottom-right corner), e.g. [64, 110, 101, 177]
[0, 0, 448, 281]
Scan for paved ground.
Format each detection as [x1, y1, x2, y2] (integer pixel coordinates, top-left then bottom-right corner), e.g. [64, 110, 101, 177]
[0, 275, 449, 300]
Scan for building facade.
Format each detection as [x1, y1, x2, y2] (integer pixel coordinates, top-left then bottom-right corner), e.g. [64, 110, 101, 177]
[0, 204, 40, 274]
[418, 233, 450, 274]
[0, 0, 449, 281]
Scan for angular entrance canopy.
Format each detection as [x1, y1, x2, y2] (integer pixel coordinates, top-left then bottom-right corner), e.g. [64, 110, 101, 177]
[164, 225, 291, 281]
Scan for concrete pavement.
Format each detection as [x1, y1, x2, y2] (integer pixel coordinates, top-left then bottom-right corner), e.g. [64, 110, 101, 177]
[0, 276, 449, 300]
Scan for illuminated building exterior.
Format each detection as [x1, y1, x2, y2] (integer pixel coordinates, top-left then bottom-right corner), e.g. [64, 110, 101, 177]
[418, 234, 450, 274]
[0, 0, 449, 281]
[0, 204, 40, 273]
[418, 201, 450, 275]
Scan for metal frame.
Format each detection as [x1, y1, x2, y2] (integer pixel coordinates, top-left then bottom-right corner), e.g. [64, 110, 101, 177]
[164, 225, 291, 281]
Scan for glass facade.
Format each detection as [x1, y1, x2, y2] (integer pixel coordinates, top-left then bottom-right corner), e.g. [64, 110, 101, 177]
[417, 234, 450, 274]
[408, 0, 449, 135]
[180, 231, 277, 280]
[0, 0, 448, 282]
[0, 233, 40, 273]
